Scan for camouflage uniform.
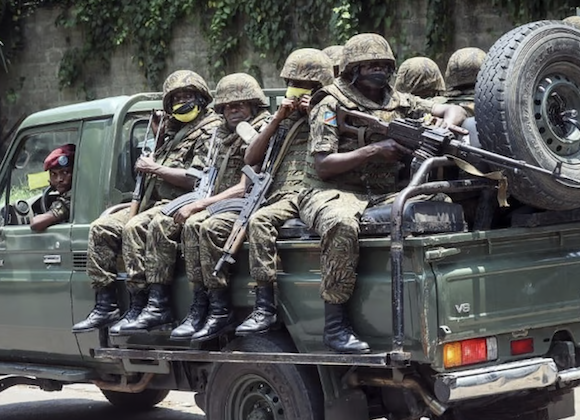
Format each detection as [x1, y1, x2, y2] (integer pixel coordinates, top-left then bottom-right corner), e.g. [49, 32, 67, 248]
[87, 71, 221, 291]
[563, 16, 580, 30]
[49, 191, 71, 223]
[148, 109, 270, 286]
[395, 56, 446, 100]
[444, 47, 486, 117]
[298, 35, 435, 305]
[199, 111, 310, 289]
[323, 45, 344, 77]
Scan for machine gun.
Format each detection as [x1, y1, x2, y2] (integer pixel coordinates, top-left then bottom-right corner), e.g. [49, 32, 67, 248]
[129, 111, 164, 218]
[161, 128, 220, 216]
[208, 120, 295, 276]
[335, 106, 580, 185]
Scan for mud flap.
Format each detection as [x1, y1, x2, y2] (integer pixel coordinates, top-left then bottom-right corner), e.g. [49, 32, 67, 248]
[547, 389, 574, 420]
[325, 389, 369, 420]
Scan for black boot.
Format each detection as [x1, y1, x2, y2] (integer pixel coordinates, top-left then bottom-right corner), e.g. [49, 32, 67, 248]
[190, 289, 235, 343]
[118, 284, 174, 334]
[235, 284, 277, 336]
[109, 288, 149, 336]
[323, 303, 370, 354]
[72, 284, 120, 333]
[170, 285, 209, 341]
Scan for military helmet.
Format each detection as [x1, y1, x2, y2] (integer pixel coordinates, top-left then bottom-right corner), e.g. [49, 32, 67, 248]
[162, 70, 212, 113]
[445, 47, 486, 91]
[280, 48, 334, 87]
[394, 57, 445, 97]
[323, 45, 344, 68]
[213, 73, 269, 113]
[563, 15, 580, 30]
[339, 33, 396, 75]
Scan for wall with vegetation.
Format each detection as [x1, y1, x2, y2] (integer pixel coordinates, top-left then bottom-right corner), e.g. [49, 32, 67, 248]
[0, 0, 576, 136]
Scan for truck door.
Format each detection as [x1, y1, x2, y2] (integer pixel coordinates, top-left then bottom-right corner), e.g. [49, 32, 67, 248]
[0, 123, 80, 359]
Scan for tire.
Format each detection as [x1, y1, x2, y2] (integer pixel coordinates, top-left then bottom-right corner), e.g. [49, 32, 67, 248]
[475, 21, 580, 210]
[100, 388, 170, 410]
[205, 332, 324, 420]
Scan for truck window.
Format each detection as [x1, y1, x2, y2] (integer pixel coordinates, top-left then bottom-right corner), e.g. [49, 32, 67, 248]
[0, 127, 79, 225]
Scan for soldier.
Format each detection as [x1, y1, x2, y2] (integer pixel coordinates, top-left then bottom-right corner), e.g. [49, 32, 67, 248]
[323, 45, 344, 78]
[72, 70, 222, 333]
[30, 143, 75, 232]
[444, 47, 486, 117]
[298, 33, 467, 353]
[189, 49, 334, 342]
[117, 73, 271, 338]
[563, 15, 580, 30]
[394, 56, 446, 99]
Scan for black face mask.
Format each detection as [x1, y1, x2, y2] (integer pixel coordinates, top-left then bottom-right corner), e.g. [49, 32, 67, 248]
[357, 72, 389, 89]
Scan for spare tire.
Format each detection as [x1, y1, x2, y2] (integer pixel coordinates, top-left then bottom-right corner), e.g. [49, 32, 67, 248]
[475, 21, 580, 210]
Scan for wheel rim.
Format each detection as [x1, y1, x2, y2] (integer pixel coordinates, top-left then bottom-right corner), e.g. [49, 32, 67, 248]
[226, 373, 285, 420]
[534, 72, 580, 157]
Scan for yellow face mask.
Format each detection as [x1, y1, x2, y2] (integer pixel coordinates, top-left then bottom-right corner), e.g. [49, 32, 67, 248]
[285, 86, 312, 99]
[172, 103, 200, 123]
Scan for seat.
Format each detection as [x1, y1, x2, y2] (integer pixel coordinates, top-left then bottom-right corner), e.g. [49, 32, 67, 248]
[277, 201, 467, 239]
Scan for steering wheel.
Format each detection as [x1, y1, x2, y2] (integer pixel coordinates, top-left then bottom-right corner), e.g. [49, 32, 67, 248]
[41, 186, 56, 214]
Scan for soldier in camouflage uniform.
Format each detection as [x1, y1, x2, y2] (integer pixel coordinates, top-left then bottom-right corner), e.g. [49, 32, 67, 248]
[30, 144, 75, 232]
[188, 49, 334, 343]
[444, 47, 486, 117]
[323, 45, 344, 78]
[72, 70, 222, 333]
[563, 15, 580, 30]
[395, 56, 446, 99]
[298, 33, 467, 353]
[117, 73, 271, 339]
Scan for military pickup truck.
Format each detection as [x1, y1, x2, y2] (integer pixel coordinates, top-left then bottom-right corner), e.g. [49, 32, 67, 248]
[1, 20, 580, 420]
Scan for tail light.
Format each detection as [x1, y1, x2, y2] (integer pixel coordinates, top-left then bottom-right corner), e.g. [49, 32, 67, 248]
[444, 337, 498, 368]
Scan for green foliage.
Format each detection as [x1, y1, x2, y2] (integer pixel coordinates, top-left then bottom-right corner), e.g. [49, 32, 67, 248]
[425, 0, 453, 62]
[491, 0, 576, 25]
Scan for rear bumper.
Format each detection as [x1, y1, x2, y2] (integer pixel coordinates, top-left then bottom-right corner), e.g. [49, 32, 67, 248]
[434, 357, 560, 402]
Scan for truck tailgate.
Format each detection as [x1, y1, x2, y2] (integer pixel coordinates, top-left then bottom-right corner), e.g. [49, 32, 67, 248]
[430, 227, 580, 339]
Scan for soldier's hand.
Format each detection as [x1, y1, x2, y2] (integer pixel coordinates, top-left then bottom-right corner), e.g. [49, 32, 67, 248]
[173, 202, 204, 224]
[373, 139, 413, 162]
[297, 95, 311, 113]
[431, 117, 469, 135]
[275, 98, 297, 121]
[135, 155, 159, 174]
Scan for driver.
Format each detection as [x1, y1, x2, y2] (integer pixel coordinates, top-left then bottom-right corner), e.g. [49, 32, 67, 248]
[30, 143, 76, 231]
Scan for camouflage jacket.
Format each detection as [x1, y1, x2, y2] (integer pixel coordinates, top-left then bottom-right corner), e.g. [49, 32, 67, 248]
[49, 190, 71, 223]
[146, 109, 223, 205]
[305, 78, 434, 195]
[212, 109, 271, 194]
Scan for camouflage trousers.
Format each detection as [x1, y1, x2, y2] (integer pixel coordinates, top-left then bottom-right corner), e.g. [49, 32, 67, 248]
[87, 205, 163, 290]
[145, 210, 210, 285]
[197, 195, 299, 290]
[298, 188, 369, 305]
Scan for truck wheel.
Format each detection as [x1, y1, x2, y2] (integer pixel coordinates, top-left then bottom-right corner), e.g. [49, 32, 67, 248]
[100, 388, 170, 410]
[205, 333, 323, 420]
[475, 20, 580, 210]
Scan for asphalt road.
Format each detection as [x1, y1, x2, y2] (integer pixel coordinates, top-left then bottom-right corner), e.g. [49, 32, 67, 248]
[1, 383, 579, 419]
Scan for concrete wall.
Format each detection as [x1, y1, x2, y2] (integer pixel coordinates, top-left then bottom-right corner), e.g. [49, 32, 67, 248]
[0, 1, 521, 133]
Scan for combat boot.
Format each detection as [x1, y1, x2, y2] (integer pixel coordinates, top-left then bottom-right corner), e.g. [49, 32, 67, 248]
[235, 284, 277, 336]
[170, 284, 209, 341]
[190, 289, 236, 343]
[323, 302, 370, 354]
[109, 288, 149, 335]
[72, 284, 120, 333]
[118, 284, 174, 333]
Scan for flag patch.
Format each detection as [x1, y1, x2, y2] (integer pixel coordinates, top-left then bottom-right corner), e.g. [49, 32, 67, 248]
[323, 111, 338, 127]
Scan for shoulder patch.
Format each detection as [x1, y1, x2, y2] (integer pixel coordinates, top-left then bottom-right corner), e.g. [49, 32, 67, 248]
[323, 110, 337, 127]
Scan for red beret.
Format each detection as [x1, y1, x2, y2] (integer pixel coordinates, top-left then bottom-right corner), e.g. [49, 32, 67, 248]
[44, 144, 76, 171]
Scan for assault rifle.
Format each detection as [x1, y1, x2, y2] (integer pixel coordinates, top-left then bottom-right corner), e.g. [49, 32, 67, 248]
[335, 106, 580, 185]
[208, 120, 293, 276]
[161, 128, 220, 216]
[209, 165, 273, 276]
[129, 112, 164, 218]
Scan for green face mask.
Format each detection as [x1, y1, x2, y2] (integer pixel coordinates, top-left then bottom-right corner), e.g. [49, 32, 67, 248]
[285, 86, 312, 99]
[172, 103, 200, 123]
